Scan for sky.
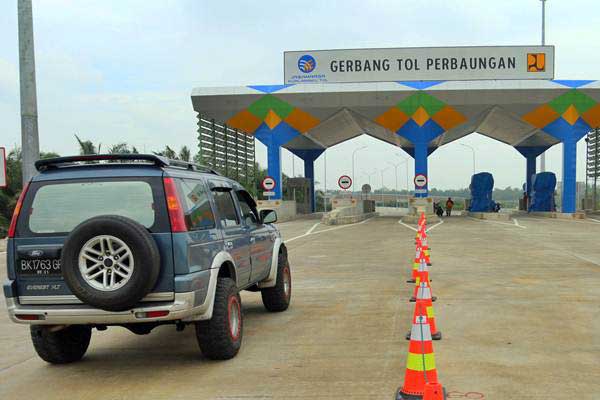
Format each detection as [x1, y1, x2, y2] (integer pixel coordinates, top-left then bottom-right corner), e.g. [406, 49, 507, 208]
[1, 0, 599, 191]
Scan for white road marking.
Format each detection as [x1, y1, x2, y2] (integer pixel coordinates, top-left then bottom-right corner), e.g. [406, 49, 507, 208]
[571, 253, 600, 267]
[468, 216, 525, 229]
[306, 222, 320, 235]
[398, 220, 418, 232]
[512, 218, 526, 229]
[0, 251, 6, 255]
[286, 217, 373, 243]
[426, 220, 444, 232]
[587, 218, 600, 224]
[525, 216, 600, 225]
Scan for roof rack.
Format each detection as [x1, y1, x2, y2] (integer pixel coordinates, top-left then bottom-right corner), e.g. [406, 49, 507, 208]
[161, 158, 221, 174]
[34, 154, 220, 175]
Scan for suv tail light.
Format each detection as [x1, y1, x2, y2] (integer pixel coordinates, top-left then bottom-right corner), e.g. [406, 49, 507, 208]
[8, 182, 30, 238]
[15, 314, 45, 321]
[162, 177, 187, 232]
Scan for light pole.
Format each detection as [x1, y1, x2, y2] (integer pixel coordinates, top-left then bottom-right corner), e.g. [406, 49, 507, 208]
[460, 143, 476, 176]
[363, 169, 377, 186]
[380, 167, 390, 205]
[352, 145, 368, 197]
[291, 152, 295, 177]
[540, 0, 547, 172]
[323, 150, 327, 211]
[362, 169, 376, 200]
[395, 154, 410, 204]
[388, 161, 402, 208]
[18, 0, 40, 184]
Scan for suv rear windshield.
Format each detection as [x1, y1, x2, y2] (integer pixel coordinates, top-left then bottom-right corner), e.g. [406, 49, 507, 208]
[19, 178, 168, 236]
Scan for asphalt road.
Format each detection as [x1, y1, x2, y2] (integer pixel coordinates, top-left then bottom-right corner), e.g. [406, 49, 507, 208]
[1, 215, 599, 399]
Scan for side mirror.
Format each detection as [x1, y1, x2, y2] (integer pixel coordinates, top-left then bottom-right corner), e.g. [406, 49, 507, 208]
[260, 209, 277, 224]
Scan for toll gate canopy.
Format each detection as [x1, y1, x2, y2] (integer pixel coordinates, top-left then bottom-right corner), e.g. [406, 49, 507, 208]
[191, 79, 600, 213]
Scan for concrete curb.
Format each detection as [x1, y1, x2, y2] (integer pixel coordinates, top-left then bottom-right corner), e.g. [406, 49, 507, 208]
[322, 212, 378, 225]
[466, 211, 513, 221]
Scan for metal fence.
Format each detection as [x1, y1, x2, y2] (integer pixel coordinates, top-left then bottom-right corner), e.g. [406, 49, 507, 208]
[196, 116, 256, 188]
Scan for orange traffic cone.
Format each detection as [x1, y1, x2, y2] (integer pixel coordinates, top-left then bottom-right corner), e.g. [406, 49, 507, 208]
[419, 229, 431, 257]
[408, 284, 441, 340]
[410, 279, 437, 303]
[407, 247, 422, 283]
[423, 382, 445, 400]
[396, 311, 443, 399]
[410, 258, 429, 300]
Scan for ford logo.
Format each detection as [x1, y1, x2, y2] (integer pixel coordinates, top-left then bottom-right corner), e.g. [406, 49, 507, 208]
[29, 250, 44, 257]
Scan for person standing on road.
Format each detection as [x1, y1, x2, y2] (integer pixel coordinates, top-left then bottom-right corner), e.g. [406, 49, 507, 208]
[445, 197, 455, 216]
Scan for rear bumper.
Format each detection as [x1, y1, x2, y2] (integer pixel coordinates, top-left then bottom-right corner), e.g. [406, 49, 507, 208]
[5, 268, 219, 325]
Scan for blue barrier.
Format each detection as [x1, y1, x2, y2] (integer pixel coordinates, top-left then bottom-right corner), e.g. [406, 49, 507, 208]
[529, 172, 557, 212]
[469, 172, 496, 212]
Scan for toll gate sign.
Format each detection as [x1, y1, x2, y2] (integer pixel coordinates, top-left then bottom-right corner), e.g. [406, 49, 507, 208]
[285, 45, 555, 83]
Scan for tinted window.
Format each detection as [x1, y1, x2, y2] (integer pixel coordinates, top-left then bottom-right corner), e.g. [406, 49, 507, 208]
[176, 178, 215, 230]
[28, 181, 155, 234]
[235, 191, 258, 226]
[213, 191, 240, 228]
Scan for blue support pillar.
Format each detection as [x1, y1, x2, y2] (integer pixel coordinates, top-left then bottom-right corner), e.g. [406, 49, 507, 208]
[538, 116, 590, 213]
[526, 155, 536, 196]
[304, 159, 315, 213]
[414, 141, 428, 198]
[255, 122, 302, 201]
[267, 144, 282, 199]
[515, 146, 549, 197]
[291, 148, 324, 214]
[562, 137, 577, 213]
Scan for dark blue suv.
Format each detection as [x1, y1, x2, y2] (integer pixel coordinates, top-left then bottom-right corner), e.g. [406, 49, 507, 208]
[4, 154, 291, 362]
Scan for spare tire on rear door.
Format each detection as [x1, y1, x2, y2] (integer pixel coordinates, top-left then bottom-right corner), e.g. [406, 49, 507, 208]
[61, 215, 161, 312]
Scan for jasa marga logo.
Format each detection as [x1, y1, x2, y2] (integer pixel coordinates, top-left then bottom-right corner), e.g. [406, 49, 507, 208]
[298, 55, 316, 73]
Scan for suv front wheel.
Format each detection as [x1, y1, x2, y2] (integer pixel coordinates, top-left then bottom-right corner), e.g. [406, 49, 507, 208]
[30, 325, 92, 364]
[195, 277, 242, 360]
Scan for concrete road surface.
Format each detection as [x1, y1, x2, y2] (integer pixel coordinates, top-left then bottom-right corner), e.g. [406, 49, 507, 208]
[0, 216, 599, 399]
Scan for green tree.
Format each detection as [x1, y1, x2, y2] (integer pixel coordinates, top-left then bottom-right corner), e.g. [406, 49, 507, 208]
[153, 145, 177, 159]
[1, 148, 59, 236]
[179, 146, 191, 162]
[75, 134, 100, 155]
[108, 143, 133, 154]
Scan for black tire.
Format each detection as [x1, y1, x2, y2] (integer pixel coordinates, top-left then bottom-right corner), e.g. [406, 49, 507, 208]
[195, 278, 242, 360]
[261, 251, 291, 312]
[61, 215, 161, 312]
[30, 325, 92, 364]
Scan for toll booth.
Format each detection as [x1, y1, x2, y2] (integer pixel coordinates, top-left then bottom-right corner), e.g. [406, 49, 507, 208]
[191, 47, 600, 214]
[285, 177, 312, 214]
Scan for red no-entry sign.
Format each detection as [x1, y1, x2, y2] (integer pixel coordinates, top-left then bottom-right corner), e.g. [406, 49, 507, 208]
[261, 176, 276, 191]
[414, 174, 427, 188]
[338, 175, 352, 190]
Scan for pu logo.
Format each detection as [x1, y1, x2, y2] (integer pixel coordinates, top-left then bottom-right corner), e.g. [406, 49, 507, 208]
[527, 53, 545, 72]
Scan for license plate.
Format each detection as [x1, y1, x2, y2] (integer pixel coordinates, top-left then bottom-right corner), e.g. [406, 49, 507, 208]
[17, 259, 62, 276]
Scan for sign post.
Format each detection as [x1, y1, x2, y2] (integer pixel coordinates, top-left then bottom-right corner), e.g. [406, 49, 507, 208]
[0, 147, 6, 188]
[338, 175, 352, 191]
[261, 176, 276, 200]
[414, 174, 428, 196]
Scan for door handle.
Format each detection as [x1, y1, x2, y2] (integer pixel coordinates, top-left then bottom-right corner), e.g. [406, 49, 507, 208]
[249, 237, 256, 244]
